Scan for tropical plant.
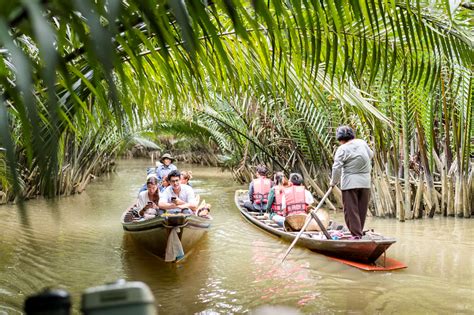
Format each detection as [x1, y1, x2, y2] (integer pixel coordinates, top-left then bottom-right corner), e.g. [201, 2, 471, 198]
[0, 1, 471, 218]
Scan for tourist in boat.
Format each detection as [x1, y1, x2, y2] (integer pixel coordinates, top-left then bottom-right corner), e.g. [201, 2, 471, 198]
[135, 174, 163, 218]
[160, 175, 170, 192]
[266, 172, 291, 226]
[243, 164, 273, 212]
[330, 125, 374, 239]
[155, 153, 177, 181]
[283, 173, 314, 217]
[180, 170, 193, 186]
[159, 170, 197, 214]
[141, 153, 176, 193]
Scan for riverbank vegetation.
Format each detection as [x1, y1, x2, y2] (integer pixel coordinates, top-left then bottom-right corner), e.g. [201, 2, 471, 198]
[0, 1, 472, 218]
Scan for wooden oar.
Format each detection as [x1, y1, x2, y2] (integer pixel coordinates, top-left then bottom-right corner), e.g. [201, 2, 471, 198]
[281, 186, 333, 263]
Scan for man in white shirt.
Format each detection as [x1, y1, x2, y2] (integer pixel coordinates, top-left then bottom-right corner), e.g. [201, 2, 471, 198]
[159, 170, 197, 214]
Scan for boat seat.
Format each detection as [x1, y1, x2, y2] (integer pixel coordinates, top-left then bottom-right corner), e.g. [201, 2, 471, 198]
[267, 224, 280, 228]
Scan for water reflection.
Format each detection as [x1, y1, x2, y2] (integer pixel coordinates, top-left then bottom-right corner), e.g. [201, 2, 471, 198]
[121, 233, 213, 313]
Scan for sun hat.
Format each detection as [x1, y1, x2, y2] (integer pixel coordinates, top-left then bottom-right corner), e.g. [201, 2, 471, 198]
[160, 153, 175, 163]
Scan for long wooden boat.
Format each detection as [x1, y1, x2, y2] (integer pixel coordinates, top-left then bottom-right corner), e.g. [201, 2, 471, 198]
[121, 210, 212, 260]
[235, 190, 399, 266]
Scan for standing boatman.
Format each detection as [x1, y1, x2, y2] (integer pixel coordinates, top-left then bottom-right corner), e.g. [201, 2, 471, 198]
[330, 125, 374, 238]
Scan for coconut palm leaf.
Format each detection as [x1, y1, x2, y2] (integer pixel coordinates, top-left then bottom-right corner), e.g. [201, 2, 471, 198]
[0, 0, 471, 212]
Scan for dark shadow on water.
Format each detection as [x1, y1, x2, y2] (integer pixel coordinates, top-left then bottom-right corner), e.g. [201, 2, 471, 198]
[16, 202, 30, 228]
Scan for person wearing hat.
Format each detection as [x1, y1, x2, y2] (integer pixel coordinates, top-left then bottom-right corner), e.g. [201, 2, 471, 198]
[155, 153, 177, 182]
[138, 154, 176, 194]
[330, 125, 374, 238]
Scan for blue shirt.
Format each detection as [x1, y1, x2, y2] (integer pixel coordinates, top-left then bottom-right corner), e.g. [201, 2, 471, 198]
[154, 164, 177, 180]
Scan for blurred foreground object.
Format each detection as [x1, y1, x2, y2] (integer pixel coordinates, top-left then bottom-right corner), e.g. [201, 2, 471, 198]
[24, 288, 71, 315]
[81, 279, 156, 315]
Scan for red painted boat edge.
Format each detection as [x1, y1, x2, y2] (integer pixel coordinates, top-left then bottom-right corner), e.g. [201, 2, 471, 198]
[328, 256, 407, 271]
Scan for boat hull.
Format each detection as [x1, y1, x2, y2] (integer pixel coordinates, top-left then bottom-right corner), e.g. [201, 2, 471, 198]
[235, 190, 396, 264]
[121, 212, 211, 258]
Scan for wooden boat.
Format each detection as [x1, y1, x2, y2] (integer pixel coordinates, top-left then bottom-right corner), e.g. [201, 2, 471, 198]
[235, 190, 400, 266]
[121, 211, 212, 260]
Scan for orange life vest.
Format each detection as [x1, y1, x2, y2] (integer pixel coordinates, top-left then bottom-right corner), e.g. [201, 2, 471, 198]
[271, 186, 285, 215]
[283, 185, 307, 215]
[252, 178, 272, 204]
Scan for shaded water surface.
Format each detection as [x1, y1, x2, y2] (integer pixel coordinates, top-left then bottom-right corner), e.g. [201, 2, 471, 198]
[0, 159, 472, 314]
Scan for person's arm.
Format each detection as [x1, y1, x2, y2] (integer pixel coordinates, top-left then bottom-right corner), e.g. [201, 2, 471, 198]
[266, 188, 275, 212]
[159, 201, 178, 210]
[176, 187, 197, 212]
[305, 190, 315, 206]
[366, 141, 374, 159]
[330, 147, 345, 186]
[158, 190, 176, 210]
[177, 202, 197, 211]
[248, 181, 254, 202]
[136, 192, 147, 210]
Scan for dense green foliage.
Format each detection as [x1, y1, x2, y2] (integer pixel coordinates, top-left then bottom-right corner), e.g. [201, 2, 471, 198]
[0, 1, 472, 217]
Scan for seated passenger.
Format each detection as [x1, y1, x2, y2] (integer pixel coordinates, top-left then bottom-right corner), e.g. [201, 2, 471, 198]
[180, 170, 193, 186]
[282, 173, 314, 230]
[155, 153, 177, 180]
[243, 164, 273, 212]
[196, 200, 211, 218]
[138, 173, 156, 194]
[135, 175, 164, 219]
[266, 172, 291, 226]
[160, 175, 170, 192]
[158, 170, 197, 215]
[143, 153, 177, 192]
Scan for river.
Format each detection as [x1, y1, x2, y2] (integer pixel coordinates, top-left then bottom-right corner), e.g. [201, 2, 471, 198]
[0, 159, 472, 314]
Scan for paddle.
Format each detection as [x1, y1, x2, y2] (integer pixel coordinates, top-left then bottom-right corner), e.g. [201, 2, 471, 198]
[281, 186, 333, 263]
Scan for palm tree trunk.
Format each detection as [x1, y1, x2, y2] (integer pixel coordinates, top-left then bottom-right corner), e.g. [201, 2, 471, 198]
[432, 150, 448, 216]
[400, 96, 410, 221]
[441, 75, 453, 167]
[415, 115, 440, 217]
[447, 171, 455, 216]
[413, 175, 424, 219]
[455, 175, 464, 217]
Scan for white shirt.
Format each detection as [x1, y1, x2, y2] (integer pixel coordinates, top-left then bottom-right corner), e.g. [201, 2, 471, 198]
[304, 190, 315, 205]
[136, 190, 160, 210]
[161, 184, 196, 203]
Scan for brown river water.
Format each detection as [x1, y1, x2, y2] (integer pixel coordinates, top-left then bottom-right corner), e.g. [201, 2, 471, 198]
[0, 159, 472, 314]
